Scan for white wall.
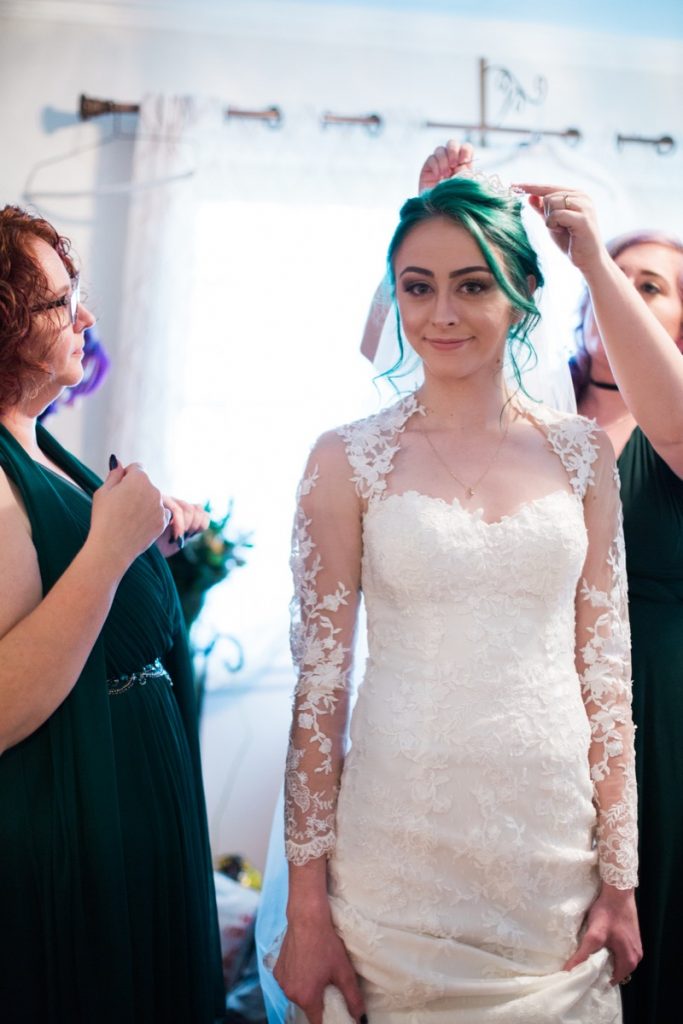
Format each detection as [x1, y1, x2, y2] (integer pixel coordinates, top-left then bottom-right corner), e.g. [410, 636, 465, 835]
[2, 0, 683, 867]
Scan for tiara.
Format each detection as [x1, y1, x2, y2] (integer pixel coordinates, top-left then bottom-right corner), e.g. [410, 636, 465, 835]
[470, 170, 524, 200]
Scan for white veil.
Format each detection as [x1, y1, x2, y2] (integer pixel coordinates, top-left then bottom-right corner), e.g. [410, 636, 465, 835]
[509, 197, 578, 413]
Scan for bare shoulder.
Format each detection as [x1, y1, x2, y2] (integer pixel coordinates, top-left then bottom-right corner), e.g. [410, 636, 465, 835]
[0, 465, 43, 638]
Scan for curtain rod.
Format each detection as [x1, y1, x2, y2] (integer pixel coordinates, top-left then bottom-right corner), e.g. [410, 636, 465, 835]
[78, 91, 577, 142]
[79, 91, 577, 141]
[79, 95, 384, 131]
[78, 85, 675, 154]
[79, 94, 283, 126]
[423, 119, 581, 144]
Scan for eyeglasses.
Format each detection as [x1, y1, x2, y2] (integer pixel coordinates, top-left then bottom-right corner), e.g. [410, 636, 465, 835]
[31, 275, 81, 326]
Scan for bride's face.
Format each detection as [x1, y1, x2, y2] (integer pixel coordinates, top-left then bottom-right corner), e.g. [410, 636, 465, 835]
[393, 216, 516, 384]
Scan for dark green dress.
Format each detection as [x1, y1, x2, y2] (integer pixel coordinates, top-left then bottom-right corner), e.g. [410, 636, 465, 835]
[0, 424, 224, 1023]
[619, 427, 683, 1024]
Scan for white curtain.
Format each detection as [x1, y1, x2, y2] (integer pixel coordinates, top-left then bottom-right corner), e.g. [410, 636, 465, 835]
[166, 109, 443, 697]
[107, 94, 222, 488]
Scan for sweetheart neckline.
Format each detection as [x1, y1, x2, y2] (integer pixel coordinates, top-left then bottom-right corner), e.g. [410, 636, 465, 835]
[371, 487, 579, 528]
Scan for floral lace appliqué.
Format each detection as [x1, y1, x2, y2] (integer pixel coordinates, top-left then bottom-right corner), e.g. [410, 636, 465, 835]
[547, 418, 637, 889]
[338, 394, 421, 503]
[285, 466, 353, 865]
[285, 398, 418, 865]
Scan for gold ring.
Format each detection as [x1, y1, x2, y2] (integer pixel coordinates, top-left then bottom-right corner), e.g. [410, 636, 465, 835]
[564, 194, 571, 209]
[619, 974, 632, 986]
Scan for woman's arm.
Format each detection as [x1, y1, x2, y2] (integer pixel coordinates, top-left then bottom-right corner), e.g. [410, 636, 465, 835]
[566, 428, 641, 984]
[584, 251, 683, 470]
[274, 431, 366, 1024]
[519, 183, 683, 475]
[0, 461, 169, 753]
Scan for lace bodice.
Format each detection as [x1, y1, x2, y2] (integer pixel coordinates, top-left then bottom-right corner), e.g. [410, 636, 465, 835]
[284, 395, 637, 890]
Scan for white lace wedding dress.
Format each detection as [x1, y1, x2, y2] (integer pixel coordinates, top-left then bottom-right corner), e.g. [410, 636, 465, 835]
[284, 395, 637, 1024]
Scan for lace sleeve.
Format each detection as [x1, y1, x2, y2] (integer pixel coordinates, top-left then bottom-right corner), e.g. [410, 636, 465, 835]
[284, 430, 362, 866]
[576, 429, 638, 889]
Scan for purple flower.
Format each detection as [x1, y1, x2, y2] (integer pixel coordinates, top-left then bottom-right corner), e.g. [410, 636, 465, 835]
[39, 324, 111, 420]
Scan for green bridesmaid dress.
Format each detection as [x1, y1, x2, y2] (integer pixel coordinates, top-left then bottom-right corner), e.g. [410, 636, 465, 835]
[0, 423, 224, 1023]
[619, 426, 683, 1024]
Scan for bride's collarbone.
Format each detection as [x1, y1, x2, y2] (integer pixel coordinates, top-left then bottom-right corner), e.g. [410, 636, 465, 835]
[391, 428, 572, 517]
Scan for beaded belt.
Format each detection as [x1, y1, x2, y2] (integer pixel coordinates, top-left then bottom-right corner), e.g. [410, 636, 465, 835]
[107, 658, 172, 696]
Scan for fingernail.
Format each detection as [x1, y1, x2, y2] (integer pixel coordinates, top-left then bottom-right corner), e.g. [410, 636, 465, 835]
[108, 453, 118, 470]
[176, 535, 185, 550]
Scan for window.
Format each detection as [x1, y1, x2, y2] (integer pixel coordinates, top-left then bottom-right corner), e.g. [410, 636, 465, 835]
[175, 199, 397, 692]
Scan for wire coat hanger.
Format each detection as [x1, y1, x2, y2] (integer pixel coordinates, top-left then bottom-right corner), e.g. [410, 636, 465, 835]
[23, 116, 196, 203]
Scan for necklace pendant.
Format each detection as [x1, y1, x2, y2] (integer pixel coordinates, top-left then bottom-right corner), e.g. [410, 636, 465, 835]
[466, 486, 474, 498]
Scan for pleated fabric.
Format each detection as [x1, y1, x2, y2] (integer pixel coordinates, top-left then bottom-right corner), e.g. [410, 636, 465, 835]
[0, 423, 224, 1023]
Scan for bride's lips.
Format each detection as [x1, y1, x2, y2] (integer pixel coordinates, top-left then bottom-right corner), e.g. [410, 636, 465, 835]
[425, 336, 473, 350]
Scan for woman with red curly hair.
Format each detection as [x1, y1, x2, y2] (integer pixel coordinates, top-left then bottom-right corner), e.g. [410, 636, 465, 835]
[0, 207, 224, 1023]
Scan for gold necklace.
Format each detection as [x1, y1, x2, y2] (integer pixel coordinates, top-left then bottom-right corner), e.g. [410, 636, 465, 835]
[420, 420, 510, 499]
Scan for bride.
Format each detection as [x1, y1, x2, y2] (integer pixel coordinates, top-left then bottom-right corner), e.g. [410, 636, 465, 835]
[272, 166, 641, 1023]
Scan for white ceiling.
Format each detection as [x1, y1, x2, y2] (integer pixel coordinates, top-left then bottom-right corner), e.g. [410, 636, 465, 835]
[296, 0, 683, 38]
[2, 0, 682, 40]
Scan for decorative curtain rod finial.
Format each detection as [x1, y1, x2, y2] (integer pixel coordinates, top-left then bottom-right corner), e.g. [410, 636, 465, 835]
[616, 132, 675, 155]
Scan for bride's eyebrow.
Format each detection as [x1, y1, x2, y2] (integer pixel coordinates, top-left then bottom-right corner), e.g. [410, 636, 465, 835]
[399, 265, 491, 278]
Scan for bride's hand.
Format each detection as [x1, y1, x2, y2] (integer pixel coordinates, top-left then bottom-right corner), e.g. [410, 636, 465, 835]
[513, 184, 606, 274]
[418, 138, 475, 192]
[562, 883, 642, 986]
[274, 911, 366, 1024]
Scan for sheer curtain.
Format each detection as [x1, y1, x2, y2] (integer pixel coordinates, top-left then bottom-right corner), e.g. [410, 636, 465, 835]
[106, 94, 222, 488]
[166, 111, 435, 699]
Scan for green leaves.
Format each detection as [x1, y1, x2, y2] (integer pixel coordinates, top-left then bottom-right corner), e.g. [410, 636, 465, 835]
[167, 503, 252, 628]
